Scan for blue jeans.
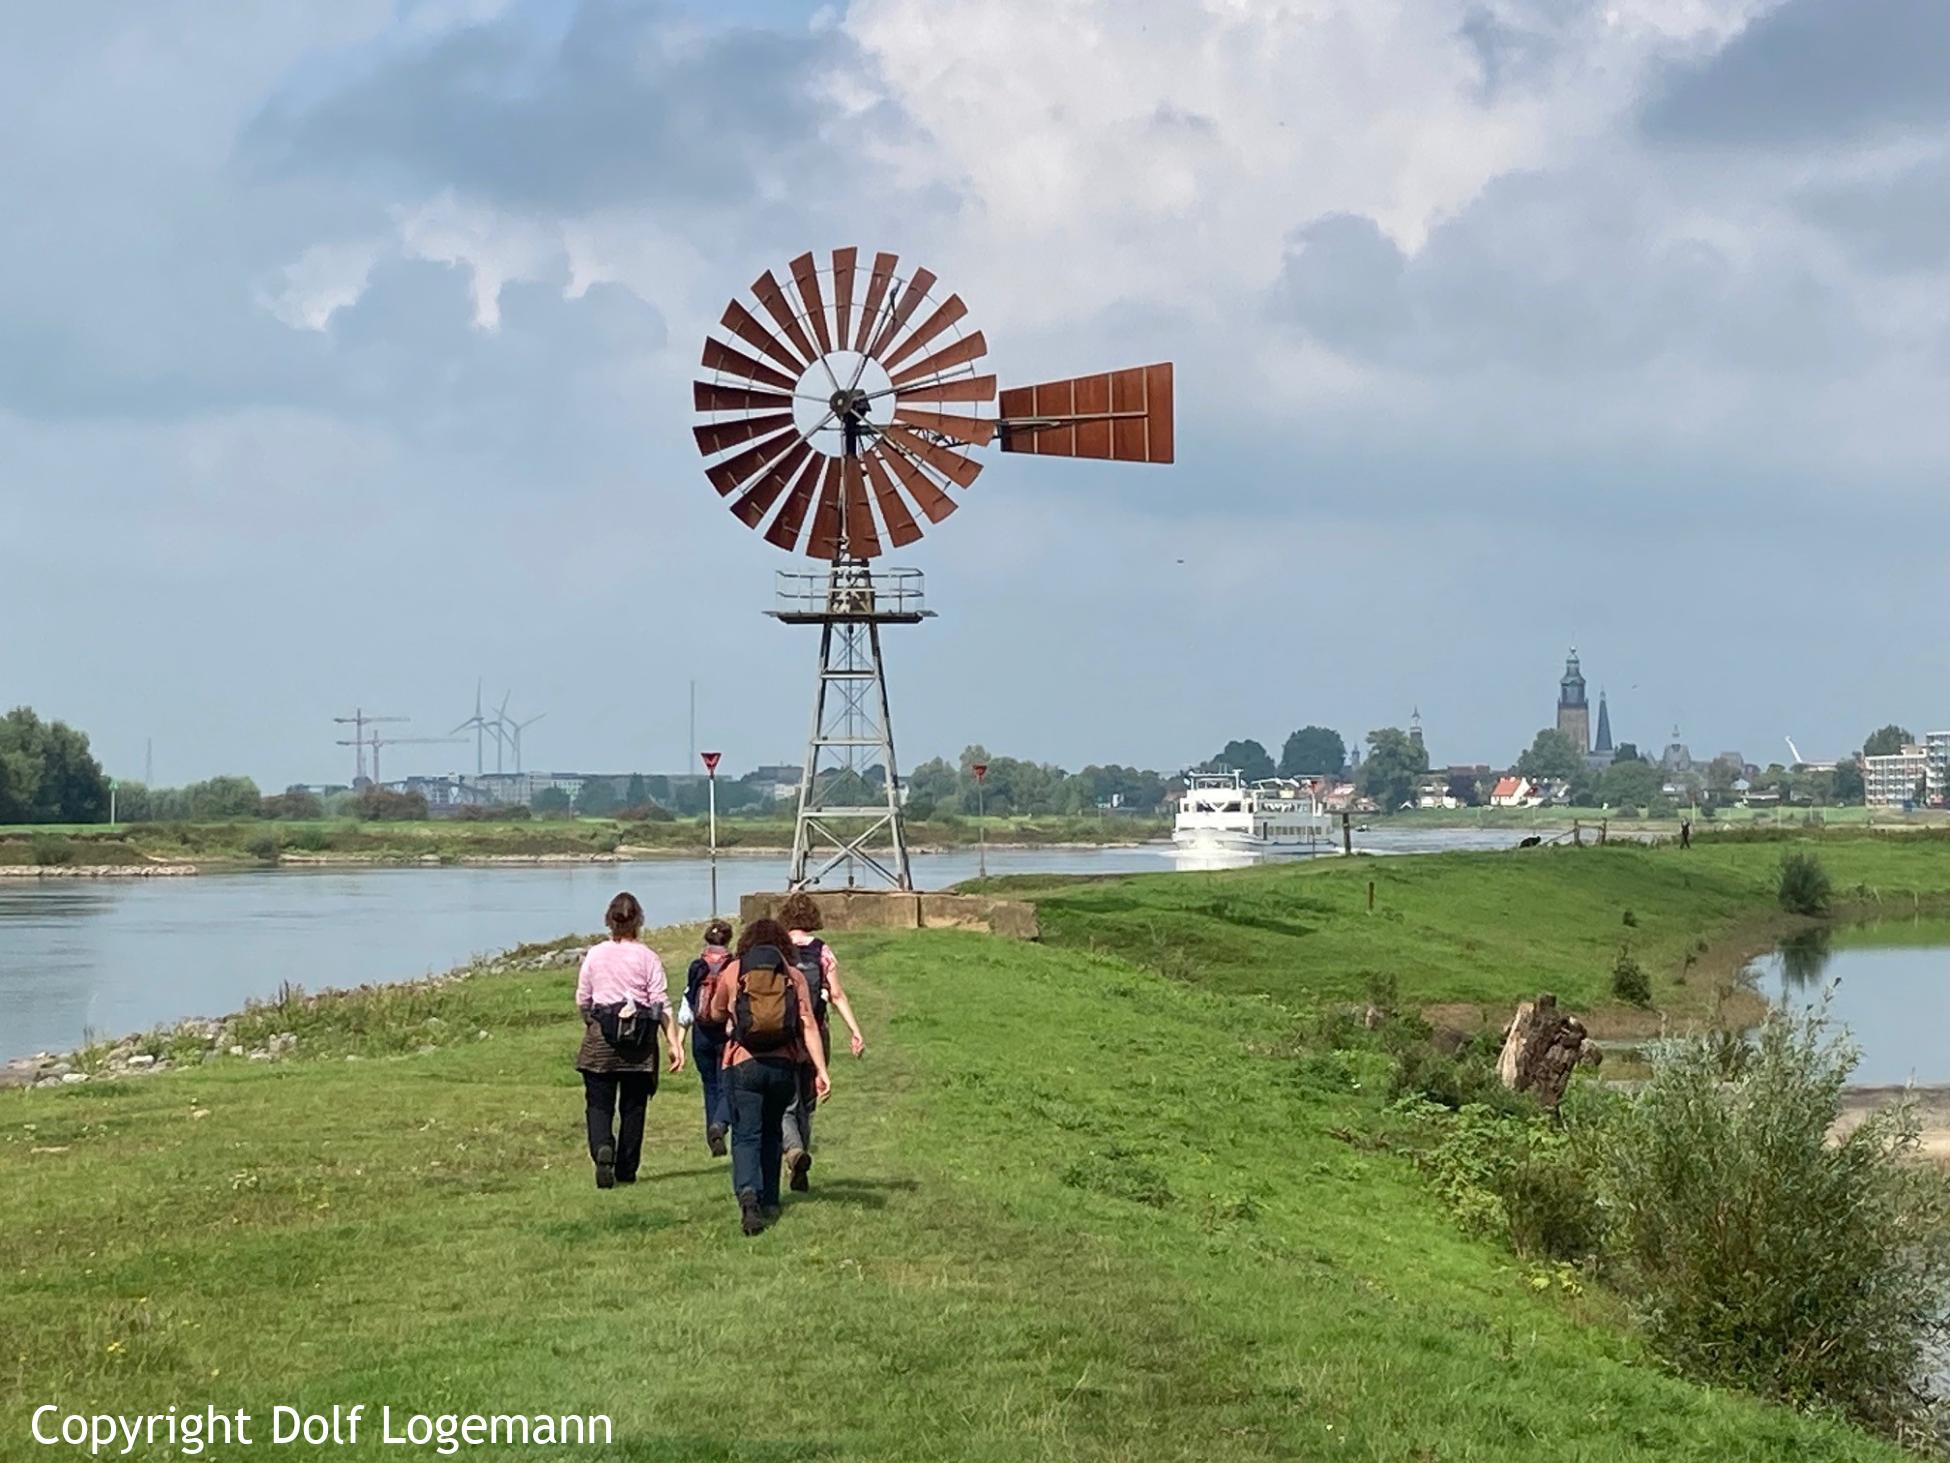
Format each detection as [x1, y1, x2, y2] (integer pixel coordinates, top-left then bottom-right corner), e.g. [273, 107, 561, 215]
[692, 1027, 729, 1135]
[728, 1058, 798, 1208]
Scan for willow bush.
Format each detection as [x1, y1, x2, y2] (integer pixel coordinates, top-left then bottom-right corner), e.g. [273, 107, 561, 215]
[1593, 1009, 1950, 1442]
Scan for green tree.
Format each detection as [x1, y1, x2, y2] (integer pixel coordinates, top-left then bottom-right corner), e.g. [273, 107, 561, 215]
[185, 776, 262, 820]
[575, 779, 620, 817]
[1833, 760, 1865, 804]
[1210, 739, 1276, 782]
[1358, 728, 1427, 812]
[0, 707, 109, 823]
[1278, 726, 1346, 778]
[1444, 771, 1482, 807]
[1862, 724, 1913, 758]
[1612, 742, 1642, 763]
[1517, 728, 1582, 781]
[532, 787, 572, 816]
[261, 790, 323, 819]
[1599, 759, 1662, 810]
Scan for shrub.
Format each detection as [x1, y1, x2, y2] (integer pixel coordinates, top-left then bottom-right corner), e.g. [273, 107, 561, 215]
[284, 826, 330, 852]
[260, 791, 323, 819]
[615, 803, 673, 823]
[243, 832, 281, 864]
[1610, 946, 1651, 1007]
[355, 788, 429, 822]
[29, 834, 75, 866]
[1404, 1101, 1600, 1261]
[1620, 908, 1637, 927]
[1390, 1033, 1534, 1117]
[1593, 1009, 1950, 1439]
[1778, 851, 1832, 916]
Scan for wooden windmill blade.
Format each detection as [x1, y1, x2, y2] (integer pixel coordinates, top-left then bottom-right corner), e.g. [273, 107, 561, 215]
[997, 362, 1174, 464]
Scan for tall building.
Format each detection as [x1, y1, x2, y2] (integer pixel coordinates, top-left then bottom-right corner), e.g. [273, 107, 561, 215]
[1409, 707, 1425, 757]
[1556, 648, 1590, 754]
[1864, 744, 1937, 808]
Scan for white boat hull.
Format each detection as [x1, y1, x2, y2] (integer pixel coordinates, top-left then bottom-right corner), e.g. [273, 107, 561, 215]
[1172, 827, 1334, 858]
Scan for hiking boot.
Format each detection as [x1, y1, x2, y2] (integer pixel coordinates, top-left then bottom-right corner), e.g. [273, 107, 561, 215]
[706, 1124, 728, 1158]
[787, 1148, 812, 1193]
[760, 1204, 781, 1223]
[739, 1190, 765, 1236]
[594, 1144, 616, 1190]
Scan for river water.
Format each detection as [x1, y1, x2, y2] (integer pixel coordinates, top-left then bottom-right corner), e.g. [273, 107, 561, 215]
[0, 827, 1524, 1062]
[1753, 919, 1950, 1086]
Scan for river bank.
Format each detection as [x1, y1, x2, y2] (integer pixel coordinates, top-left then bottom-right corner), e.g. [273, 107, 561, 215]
[0, 813, 1171, 871]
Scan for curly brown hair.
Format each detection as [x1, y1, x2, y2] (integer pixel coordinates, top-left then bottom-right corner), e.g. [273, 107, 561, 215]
[776, 892, 824, 932]
[735, 917, 792, 959]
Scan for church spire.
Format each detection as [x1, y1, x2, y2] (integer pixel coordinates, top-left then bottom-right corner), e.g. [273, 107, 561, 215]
[1594, 689, 1613, 754]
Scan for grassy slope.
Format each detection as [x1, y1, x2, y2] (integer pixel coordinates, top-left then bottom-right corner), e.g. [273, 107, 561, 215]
[2, 848, 1928, 1461]
[993, 838, 1950, 1028]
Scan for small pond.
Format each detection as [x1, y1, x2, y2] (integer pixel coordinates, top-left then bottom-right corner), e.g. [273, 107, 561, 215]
[1750, 918, 1950, 1087]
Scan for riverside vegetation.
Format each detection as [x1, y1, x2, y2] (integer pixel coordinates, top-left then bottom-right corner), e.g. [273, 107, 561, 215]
[0, 812, 1163, 869]
[9, 840, 1950, 1457]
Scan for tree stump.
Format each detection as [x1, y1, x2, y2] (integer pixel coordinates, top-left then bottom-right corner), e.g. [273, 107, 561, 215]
[1496, 993, 1601, 1108]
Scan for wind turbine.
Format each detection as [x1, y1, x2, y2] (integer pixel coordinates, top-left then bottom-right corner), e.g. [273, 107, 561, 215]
[509, 713, 546, 774]
[450, 680, 496, 776]
[488, 692, 514, 774]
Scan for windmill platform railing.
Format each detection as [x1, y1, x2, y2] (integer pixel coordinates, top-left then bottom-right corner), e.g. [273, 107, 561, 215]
[770, 566, 929, 624]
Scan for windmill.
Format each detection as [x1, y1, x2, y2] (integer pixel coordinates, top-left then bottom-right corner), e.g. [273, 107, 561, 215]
[693, 247, 1173, 890]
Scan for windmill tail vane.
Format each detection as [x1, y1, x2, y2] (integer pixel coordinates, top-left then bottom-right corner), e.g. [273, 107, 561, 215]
[693, 247, 1174, 563]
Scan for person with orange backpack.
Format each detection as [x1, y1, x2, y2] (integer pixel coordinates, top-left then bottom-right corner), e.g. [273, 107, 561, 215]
[702, 916, 831, 1235]
[775, 892, 865, 1193]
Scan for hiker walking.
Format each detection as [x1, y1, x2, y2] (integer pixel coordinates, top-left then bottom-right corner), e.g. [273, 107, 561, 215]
[575, 892, 685, 1190]
[776, 892, 866, 1195]
[682, 918, 735, 1156]
[702, 916, 831, 1235]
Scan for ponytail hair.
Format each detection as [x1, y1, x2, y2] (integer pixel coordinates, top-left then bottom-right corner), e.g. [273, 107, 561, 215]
[605, 892, 644, 941]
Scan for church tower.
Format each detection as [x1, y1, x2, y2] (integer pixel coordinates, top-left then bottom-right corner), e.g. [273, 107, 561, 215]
[1556, 648, 1591, 753]
[1594, 690, 1613, 755]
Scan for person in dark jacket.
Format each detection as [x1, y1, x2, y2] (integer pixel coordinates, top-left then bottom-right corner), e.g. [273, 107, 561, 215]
[683, 919, 735, 1156]
[574, 892, 685, 1189]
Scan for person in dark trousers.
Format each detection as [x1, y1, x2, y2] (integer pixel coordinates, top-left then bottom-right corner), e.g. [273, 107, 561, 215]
[775, 892, 867, 1193]
[683, 918, 735, 1156]
[702, 917, 830, 1235]
[574, 892, 685, 1189]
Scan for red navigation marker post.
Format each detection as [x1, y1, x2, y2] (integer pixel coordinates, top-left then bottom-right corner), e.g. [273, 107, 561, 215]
[702, 751, 723, 917]
[970, 761, 990, 880]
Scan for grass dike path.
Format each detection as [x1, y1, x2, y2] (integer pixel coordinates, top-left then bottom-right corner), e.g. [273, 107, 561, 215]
[8, 839, 1950, 1459]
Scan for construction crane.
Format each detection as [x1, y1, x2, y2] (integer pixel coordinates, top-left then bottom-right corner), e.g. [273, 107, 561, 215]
[1785, 736, 1805, 768]
[334, 728, 466, 787]
[333, 708, 408, 784]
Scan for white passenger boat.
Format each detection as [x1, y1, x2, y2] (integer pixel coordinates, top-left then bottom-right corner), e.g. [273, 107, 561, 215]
[1172, 771, 1336, 857]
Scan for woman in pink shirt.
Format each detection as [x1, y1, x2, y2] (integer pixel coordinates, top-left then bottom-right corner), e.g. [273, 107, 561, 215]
[575, 892, 685, 1189]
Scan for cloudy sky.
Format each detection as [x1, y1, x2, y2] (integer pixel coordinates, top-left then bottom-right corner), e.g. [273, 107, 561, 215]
[5, 0, 1947, 788]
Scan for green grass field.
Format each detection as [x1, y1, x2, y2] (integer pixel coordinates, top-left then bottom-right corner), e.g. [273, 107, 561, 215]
[6, 841, 1947, 1459]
